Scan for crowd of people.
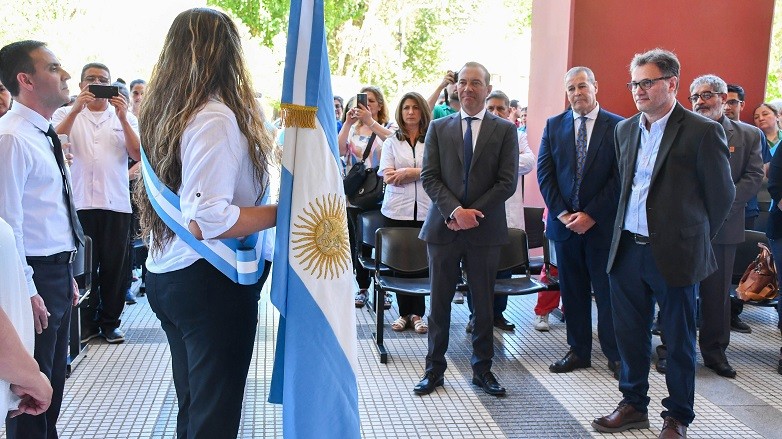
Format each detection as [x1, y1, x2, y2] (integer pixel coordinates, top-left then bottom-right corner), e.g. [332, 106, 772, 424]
[1, 7, 782, 439]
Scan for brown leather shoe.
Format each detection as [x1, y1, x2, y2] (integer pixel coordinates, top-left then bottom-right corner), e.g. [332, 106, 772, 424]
[658, 416, 687, 438]
[591, 402, 650, 433]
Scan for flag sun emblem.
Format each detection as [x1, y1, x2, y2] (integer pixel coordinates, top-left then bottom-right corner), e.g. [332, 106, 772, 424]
[292, 194, 351, 279]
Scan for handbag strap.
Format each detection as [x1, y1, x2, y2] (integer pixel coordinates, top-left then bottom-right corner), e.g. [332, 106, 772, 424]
[360, 132, 377, 163]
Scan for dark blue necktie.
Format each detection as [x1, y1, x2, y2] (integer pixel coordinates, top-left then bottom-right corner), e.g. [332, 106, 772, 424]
[463, 116, 476, 203]
[572, 116, 587, 211]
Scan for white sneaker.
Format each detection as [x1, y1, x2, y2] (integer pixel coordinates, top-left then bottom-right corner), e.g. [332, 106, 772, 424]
[453, 292, 465, 304]
[534, 314, 550, 332]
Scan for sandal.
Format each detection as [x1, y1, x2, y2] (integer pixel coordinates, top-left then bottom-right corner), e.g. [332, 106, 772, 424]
[383, 293, 392, 310]
[391, 315, 409, 332]
[411, 315, 428, 334]
[355, 290, 368, 308]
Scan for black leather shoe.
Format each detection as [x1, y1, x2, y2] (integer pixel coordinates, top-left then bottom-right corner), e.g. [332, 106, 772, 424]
[493, 315, 515, 331]
[549, 350, 591, 373]
[730, 316, 752, 333]
[413, 371, 443, 395]
[706, 362, 736, 378]
[655, 345, 667, 374]
[608, 360, 621, 380]
[466, 317, 475, 334]
[472, 371, 506, 396]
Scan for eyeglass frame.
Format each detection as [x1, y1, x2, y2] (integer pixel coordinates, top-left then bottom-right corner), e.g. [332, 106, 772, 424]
[724, 99, 744, 106]
[626, 76, 673, 91]
[687, 91, 725, 104]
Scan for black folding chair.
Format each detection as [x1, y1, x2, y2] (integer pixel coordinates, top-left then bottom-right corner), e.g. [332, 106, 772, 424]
[491, 228, 547, 296]
[358, 210, 390, 310]
[373, 227, 429, 363]
[68, 235, 93, 376]
[523, 207, 545, 275]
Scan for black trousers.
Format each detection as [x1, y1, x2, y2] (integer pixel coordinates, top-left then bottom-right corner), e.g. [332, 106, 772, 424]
[78, 209, 131, 331]
[146, 259, 269, 439]
[426, 237, 500, 375]
[380, 216, 426, 316]
[699, 243, 736, 365]
[6, 261, 73, 439]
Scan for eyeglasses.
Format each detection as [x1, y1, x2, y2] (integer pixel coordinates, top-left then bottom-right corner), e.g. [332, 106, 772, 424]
[724, 99, 743, 106]
[626, 76, 673, 91]
[83, 75, 110, 84]
[688, 91, 724, 104]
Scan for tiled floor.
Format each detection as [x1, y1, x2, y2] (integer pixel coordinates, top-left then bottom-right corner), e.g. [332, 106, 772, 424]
[3, 280, 782, 438]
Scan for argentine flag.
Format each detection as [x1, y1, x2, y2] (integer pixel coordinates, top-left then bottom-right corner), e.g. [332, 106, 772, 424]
[268, 0, 360, 438]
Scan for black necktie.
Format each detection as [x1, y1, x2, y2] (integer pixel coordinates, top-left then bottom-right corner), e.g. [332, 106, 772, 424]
[463, 116, 477, 203]
[45, 125, 85, 246]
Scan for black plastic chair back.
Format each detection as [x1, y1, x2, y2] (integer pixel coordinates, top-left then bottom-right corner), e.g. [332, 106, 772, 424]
[523, 207, 545, 249]
[375, 227, 428, 274]
[497, 228, 531, 273]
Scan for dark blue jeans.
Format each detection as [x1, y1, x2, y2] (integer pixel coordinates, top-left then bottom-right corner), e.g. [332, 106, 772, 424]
[147, 259, 268, 439]
[609, 236, 697, 426]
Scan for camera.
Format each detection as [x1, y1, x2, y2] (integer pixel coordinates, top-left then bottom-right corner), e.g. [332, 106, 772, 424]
[88, 84, 119, 99]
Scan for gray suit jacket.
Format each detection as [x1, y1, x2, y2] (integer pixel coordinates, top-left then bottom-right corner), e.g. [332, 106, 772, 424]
[419, 111, 518, 246]
[712, 117, 764, 244]
[607, 103, 735, 287]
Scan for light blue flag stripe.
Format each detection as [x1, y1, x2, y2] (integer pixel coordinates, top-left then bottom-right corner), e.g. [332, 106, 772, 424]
[269, 0, 360, 437]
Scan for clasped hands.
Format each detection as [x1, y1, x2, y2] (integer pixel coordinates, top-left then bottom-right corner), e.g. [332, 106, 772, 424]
[560, 211, 596, 235]
[447, 207, 483, 231]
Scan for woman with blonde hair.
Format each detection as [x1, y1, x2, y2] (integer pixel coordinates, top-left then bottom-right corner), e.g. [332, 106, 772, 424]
[134, 8, 276, 438]
[338, 85, 397, 308]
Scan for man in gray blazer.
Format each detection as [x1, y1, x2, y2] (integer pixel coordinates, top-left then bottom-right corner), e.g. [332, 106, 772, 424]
[592, 49, 734, 439]
[413, 61, 518, 397]
[688, 75, 763, 378]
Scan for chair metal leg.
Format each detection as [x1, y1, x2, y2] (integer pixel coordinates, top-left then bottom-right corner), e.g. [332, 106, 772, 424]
[374, 285, 387, 363]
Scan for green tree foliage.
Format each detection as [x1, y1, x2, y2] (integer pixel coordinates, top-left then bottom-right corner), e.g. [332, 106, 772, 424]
[208, 0, 485, 96]
[766, 1, 782, 100]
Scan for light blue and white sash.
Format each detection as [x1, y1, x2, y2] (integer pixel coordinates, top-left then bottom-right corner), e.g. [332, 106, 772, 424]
[140, 146, 263, 285]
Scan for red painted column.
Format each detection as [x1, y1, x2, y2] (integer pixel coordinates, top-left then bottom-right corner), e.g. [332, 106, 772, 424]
[524, 0, 775, 209]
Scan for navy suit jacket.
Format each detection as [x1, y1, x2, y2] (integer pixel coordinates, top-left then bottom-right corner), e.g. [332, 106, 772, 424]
[419, 111, 519, 246]
[537, 108, 623, 249]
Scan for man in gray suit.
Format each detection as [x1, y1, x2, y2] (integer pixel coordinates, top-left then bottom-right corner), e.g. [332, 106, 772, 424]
[592, 49, 734, 439]
[413, 61, 518, 396]
[688, 75, 763, 378]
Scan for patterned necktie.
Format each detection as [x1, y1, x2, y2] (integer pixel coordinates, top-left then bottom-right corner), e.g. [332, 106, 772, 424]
[44, 125, 85, 246]
[463, 116, 476, 203]
[572, 116, 588, 211]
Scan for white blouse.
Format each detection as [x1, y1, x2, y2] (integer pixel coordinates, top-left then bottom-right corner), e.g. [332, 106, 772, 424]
[378, 134, 431, 222]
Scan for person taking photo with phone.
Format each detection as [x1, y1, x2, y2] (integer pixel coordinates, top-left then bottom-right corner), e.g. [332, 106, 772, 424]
[53, 62, 140, 345]
[338, 86, 396, 309]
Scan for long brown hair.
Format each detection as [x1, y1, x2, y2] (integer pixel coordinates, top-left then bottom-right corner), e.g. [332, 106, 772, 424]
[134, 8, 273, 254]
[394, 91, 431, 142]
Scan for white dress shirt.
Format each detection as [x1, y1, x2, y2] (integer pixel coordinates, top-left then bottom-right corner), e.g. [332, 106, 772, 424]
[0, 217, 33, 413]
[378, 135, 431, 221]
[146, 99, 273, 274]
[52, 105, 139, 213]
[0, 102, 77, 297]
[624, 103, 677, 236]
[460, 108, 487, 149]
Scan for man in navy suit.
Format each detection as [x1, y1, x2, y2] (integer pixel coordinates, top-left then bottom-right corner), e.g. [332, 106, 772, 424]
[593, 49, 734, 439]
[414, 61, 518, 397]
[537, 66, 623, 379]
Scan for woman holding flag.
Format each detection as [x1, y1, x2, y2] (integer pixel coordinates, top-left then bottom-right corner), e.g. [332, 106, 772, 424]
[134, 8, 276, 438]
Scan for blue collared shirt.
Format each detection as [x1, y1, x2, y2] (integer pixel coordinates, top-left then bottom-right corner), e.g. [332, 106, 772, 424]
[623, 103, 676, 236]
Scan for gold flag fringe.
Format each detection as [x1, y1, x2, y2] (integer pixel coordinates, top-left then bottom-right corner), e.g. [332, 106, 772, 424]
[280, 103, 317, 129]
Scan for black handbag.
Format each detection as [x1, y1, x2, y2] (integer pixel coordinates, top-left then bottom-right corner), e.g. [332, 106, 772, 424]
[343, 133, 384, 209]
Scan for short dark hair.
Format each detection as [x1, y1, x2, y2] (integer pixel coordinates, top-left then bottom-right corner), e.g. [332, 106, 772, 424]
[0, 40, 47, 96]
[458, 61, 491, 85]
[80, 62, 110, 82]
[486, 90, 510, 107]
[113, 81, 129, 102]
[129, 78, 146, 91]
[727, 84, 745, 101]
[333, 95, 343, 106]
[630, 48, 680, 90]
[509, 99, 519, 108]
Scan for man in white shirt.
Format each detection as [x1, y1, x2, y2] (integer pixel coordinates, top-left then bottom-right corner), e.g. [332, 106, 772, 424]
[0, 39, 82, 439]
[53, 62, 140, 344]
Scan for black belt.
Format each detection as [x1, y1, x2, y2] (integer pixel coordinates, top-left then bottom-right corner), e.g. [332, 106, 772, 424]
[622, 230, 650, 245]
[27, 250, 76, 264]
